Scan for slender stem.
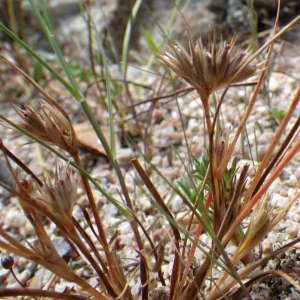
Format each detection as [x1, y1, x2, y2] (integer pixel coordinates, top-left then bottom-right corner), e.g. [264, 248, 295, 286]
[178, 191, 213, 294]
[189, 93, 251, 300]
[202, 95, 221, 231]
[85, 0, 103, 101]
[114, 158, 143, 249]
[0, 141, 43, 187]
[66, 274, 108, 300]
[79, 100, 143, 250]
[74, 154, 107, 247]
[181, 256, 211, 299]
[73, 153, 125, 296]
[202, 98, 212, 135]
[181, 162, 211, 265]
[10, 269, 25, 288]
[132, 158, 181, 300]
[216, 69, 265, 179]
[56, 224, 118, 298]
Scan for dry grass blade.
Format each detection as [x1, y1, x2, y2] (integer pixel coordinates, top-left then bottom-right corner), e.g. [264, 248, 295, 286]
[208, 188, 300, 299]
[254, 111, 300, 195]
[243, 86, 300, 204]
[222, 133, 300, 248]
[216, 12, 300, 179]
[132, 158, 181, 300]
[0, 288, 90, 299]
[72, 217, 108, 273]
[0, 224, 107, 299]
[217, 163, 250, 247]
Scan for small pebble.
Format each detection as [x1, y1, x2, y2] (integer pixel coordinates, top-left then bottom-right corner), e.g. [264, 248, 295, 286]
[138, 196, 152, 213]
[261, 240, 271, 253]
[294, 167, 300, 179]
[271, 194, 289, 208]
[170, 195, 183, 213]
[55, 281, 77, 293]
[152, 228, 167, 243]
[4, 209, 27, 229]
[116, 148, 135, 166]
[279, 188, 288, 197]
[286, 225, 298, 238]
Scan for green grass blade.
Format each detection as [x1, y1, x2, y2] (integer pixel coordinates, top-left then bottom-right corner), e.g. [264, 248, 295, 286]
[89, 15, 116, 156]
[121, 0, 143, 76]
[0, 24, 80, 100]
[30, 0, 83, 99]
[143, 0, 181, 72]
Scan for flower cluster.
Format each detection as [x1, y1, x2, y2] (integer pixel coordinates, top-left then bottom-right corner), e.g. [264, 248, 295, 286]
[12, 100, 75, 154]
[156, 31, 258, 101]
[37, 166, 78, 218]
[18, 165, 77, 219]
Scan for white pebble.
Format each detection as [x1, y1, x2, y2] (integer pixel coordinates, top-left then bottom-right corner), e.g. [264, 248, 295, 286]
[286, 225, 298, 238]
[170, 195, 183, 213]
[271, 194, 289, 208]
[4, 209, 27, 228]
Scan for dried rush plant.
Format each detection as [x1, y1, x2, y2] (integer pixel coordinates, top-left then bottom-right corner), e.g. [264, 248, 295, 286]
[149, 12, 300, 300]
[0, 2, 300, 300]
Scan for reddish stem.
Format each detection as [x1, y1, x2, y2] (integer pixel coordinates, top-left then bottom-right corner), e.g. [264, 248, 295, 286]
[178, 191, 213, 294]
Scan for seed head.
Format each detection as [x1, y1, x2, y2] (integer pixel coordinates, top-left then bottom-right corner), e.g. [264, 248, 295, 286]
[238, 195, 272, 254]
[37, 165, 78, 217]
[155, 30, 259, 101]
[17, 165, 77, 219]
[12, 100, 76, 155]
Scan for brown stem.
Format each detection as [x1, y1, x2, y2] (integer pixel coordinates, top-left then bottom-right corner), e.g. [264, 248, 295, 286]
[201, 95, 221, 232]
[0, 288, 90, 300]
[245, 87, 300, 202]
[178, 190, 213, 295]
[114, 160, 143, 249]
[10, 268, 25, 288]
[73, 154, 124, 297]
[74, 154, 108, 247]
[215, 2, 284, 180]
[132, 158, 181, 300]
